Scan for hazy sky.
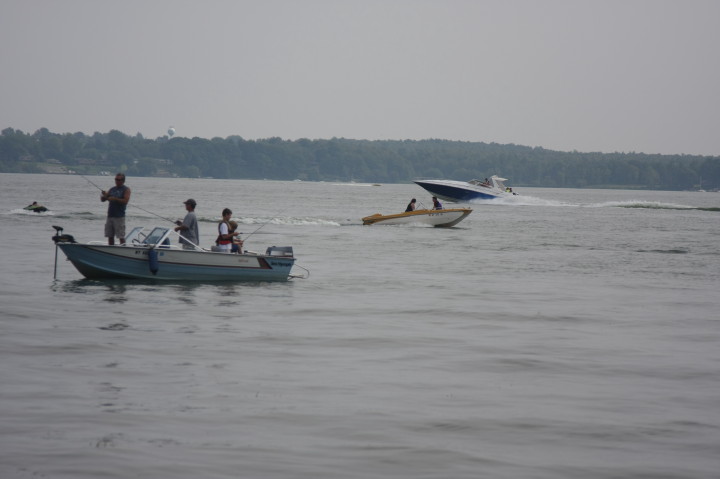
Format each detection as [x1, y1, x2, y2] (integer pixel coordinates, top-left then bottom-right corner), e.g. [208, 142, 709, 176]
[2, 0, 719, 155]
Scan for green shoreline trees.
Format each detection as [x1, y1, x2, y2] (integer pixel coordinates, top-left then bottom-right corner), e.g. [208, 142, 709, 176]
[2, 127, 718, 190]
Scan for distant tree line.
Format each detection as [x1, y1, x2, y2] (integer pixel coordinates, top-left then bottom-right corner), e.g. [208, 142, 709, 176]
[1, 127, 719, 190]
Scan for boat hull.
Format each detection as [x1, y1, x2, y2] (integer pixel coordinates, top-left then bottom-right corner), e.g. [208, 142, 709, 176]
[362, 208, 472, 227]
[414, 179, 508, 202]
[57, 243, 295, 281]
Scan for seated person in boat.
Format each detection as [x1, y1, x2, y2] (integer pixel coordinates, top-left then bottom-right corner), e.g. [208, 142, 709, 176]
[432, 196, 443, 210]
[216, 208, 240, 253]
[229, 220, 244, 253]
[405, 198, 416, 212]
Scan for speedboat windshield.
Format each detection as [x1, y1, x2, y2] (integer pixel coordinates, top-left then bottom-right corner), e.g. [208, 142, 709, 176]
[493, 178, 507, 190]
[468, 178, 493, 188]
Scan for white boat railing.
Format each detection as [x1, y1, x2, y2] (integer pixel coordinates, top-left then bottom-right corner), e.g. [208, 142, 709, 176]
[140, 226, 204, 251]
[84, 226, 202, 251]
[70, 225, 295, 257]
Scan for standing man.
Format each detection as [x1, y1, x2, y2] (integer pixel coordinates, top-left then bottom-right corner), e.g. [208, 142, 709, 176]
[175, 199, 199, 249]
[100, 172, 131, 245]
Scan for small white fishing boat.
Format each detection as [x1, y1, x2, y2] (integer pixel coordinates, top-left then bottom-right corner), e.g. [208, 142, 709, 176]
[362, 208, 472, 227]
[51, 225, 305, 282]
[414, 175, 517, 202]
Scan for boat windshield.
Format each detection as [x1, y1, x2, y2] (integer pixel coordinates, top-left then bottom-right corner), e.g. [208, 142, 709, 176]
[468, 179, 492, 187]
[125, 227, 146, 244]
[493, 178, 507, 190]
[143, 227, 171, 245]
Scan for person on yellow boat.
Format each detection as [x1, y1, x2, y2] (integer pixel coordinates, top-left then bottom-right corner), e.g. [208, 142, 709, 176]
[405, 198, 416, 212]
[432, 196, 443, 210]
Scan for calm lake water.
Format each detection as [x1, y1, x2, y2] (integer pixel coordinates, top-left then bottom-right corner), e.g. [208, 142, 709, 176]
[1, 173, 719, 479]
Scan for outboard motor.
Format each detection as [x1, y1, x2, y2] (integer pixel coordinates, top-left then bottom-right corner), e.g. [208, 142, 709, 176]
[265, 246, 294, 257]
[51, 225, 76, 244]
[52, 225, 76, 280]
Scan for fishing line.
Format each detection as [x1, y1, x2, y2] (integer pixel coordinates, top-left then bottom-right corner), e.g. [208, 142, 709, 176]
[78, 173, 105, 192]
[243, 206, 292, 240]
[127, 203, 177, 224]
[77, 173, 177, 225]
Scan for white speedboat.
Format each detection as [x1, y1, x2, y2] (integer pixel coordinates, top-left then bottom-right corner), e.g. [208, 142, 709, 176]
[51, 225, 304, 282]
[362, 208, 472, 227]
[414, 175, 516, 202]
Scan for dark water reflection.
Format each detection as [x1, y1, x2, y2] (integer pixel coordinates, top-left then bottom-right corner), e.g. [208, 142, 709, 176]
[50, 277, 292, 309]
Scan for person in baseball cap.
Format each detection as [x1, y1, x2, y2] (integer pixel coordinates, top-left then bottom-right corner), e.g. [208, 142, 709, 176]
[175, 199, 199, 249]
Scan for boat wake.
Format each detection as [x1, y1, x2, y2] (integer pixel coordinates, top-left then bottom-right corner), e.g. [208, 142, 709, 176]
[588, 201, 719, 212]
[469, 197, 718, 211]
[10, 208, 55, 216]
[330, 182, 381, 187]
[235, 216, 342, 226]
[470, 196, 571, 207]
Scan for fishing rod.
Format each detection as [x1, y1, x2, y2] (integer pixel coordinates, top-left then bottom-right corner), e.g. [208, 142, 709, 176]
[78, 173, 177, 224]
[128, 203, 177, 225]
[243, 206, 292, 240]
[78, 172, 104, 192]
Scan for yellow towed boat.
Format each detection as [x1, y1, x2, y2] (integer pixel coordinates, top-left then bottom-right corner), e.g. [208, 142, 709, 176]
[362, 208, 472, 227]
